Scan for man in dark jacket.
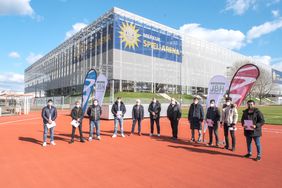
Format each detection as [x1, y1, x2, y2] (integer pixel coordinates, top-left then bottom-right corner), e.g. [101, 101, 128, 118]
[87, 99, 102, 141]
[69, 101, 85, 144]
[130, 99, 144, 136]
[205, 99, 221, 147]
[167, 98, 182, 140]
[241, 100, 265, 161]
[41, 99, 57, 147]
[111, 97, 126, 138]
[148, 98, 161, 136]
[188, 97, 204, 143]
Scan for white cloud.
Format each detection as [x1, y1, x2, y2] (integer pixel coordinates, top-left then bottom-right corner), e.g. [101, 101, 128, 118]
[65, 22, 87, 39]
[0, 72, 24, 91]
[225, 0, 256, 15]
[271, 10, 280, 17]
[26, 52, 43, 64]
[180, 23, 245, 50]
[251, 55, 272, 65]
[8, 51, 21, 59]
[250, 55, 282, 72]
[272, 62, 282, 71]
[267, 0, 281, 7]
[247, 18, 282, 42]
[0, 0, 34, 16]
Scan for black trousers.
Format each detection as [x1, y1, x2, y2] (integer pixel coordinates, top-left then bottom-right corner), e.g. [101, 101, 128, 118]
[71, 124, 83, 141]
[150, 117, 160, 134]
[224, 123, 236, 149]
[131, 118, 142, 134]
[170, 119, 179, 138]
[208, 126, 219, 145]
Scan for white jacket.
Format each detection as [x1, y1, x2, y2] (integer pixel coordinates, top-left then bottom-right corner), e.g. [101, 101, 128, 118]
[221, 105, 238, 125]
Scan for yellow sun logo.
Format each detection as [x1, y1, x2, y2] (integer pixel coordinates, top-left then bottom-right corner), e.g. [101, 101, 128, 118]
[119, 22, 141, 49]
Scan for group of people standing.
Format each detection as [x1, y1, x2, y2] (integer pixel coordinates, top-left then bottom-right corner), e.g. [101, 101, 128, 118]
[41, 95, 265, 161]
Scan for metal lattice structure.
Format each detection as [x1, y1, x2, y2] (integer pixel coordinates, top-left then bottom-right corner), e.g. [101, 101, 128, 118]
[25, 7, 250, 99]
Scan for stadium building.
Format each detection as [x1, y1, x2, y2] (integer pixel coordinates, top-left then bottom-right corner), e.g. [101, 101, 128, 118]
[25, 7, 258, 98]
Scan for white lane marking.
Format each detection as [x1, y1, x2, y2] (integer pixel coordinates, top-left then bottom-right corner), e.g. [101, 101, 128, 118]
[0, 117, 41, 125]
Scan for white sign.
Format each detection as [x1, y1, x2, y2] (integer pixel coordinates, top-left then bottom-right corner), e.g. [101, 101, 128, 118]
[94, 74, 108, 106]
[204, 75, 229, 133]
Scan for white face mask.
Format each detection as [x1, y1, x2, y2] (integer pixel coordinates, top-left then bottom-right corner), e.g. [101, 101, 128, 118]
[76, 104, 80, 108]
[210, 103, 215, 107]
[194, 101, 198, 104]
[226, 102, 231, 106]
[94, 102, 98, 106]
[118, 100, 121, 103]
[48, 102, 52, 107]
[153, 100, 156, 103]
[171, 101, 176, 105]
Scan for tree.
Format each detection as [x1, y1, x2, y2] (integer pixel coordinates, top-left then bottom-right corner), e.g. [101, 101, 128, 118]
[228, 60, 273, 105]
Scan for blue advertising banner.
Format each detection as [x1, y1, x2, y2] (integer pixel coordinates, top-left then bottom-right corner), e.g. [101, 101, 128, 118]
[272, 69, 282, 84]
[81, 69, 97, 116]
[114, 14, 182, 63]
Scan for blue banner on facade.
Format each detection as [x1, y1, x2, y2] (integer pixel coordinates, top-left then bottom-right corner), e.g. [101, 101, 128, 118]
[272, 69, 282, 84]
[114, 14, 182, 63]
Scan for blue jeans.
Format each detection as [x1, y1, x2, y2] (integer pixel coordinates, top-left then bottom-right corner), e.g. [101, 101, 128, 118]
[90, 120, 100, 137]
[114, 117, 124, 135]
[43, 124, 54, 142]
[246, 136, 261, 156]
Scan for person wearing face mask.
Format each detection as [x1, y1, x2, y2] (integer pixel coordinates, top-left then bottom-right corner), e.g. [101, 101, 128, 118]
[167, 98, 182, 140]
[41, 99, 57, 147]
[220, 97, 238, 151]
[69, 101, 85, 144]
[148, 97, 161, 136]
[130, 99, 144, 136]
[205, 99, 221, 147]
[111, 97, 126, 138]
[241, 100, 265, 161]
[188, 97, 204, 143]
[87, 99, 102, 141]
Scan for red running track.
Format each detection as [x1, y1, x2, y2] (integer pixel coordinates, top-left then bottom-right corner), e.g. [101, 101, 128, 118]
[0, 111, 281, 188]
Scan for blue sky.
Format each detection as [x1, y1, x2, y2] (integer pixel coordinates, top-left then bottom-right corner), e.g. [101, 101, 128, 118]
[0, 0, 282, 91]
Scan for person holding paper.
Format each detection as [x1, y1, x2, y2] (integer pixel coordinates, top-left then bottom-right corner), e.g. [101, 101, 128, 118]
[111, 97, 126, 138]
[220, 97, 238, 151]
[205, 99, 221, 147]
[69, 101, 85, 144]
[148, 98, 161, 136]
[87, 99, 102, 141]
[188, 97, 204, 143]
[167, 98, 182, 140]
[241, 100, 265, 161]
[130, 99, 144, 136]
[41, 99, 57, 147]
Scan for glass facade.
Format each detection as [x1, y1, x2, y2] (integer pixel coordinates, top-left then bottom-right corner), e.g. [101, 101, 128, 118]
[24, 7, 250, 97]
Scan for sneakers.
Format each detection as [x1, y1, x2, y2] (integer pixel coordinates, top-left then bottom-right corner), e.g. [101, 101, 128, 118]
[42, 142, 47, 147]
[190, 138, 195, 142]
[244, 154, 252, 158]
[121, 134, 125, 138]
[138, 133, 142, 136]
[149, 133, 153, 136]
[112, 134, 117, 138]
[51, 141, 56, 146]
[80, 139, 85, 143]
[97, 136, 101, 140]
[69, 140, 74, 144]
[88, 137, 93, 141]
[157, 134, 160, 137]
[255, 156, 261, 161]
